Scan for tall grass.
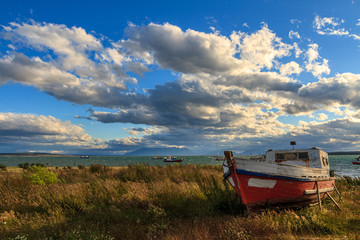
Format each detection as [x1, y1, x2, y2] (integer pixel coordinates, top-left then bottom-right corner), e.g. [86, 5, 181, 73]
[0, 164, 358, 239]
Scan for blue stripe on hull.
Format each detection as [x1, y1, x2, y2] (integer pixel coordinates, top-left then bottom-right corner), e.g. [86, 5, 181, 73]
[223, 169, 311, 181]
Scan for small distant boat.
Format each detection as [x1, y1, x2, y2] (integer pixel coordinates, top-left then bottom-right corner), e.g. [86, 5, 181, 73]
[164, 156, 183, 162]
[211, 143, 225, 161]
[80, 155, 89, 159]
[223, 144, 336, 212]
[352, 156, 360, 165]
[215, 156, 225, 161]
[151, 156, 163, 159]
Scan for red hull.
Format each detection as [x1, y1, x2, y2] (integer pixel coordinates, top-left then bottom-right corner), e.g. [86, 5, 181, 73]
[227, 172, 335, 209]
[352, 161, 360, 165]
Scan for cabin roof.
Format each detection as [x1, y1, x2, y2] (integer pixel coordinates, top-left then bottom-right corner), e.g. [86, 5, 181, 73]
[267, 148, 324, 154]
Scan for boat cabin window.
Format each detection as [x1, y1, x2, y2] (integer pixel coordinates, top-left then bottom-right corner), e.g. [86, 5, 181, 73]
[275, 152, 309, 162]
[299, 152, 308, 159]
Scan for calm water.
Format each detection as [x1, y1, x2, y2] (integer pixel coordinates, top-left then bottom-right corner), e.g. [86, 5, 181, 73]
[0, 155, 359, 177]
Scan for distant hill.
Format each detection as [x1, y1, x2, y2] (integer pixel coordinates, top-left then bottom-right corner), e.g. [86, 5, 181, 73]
[123, 147, 193, 156]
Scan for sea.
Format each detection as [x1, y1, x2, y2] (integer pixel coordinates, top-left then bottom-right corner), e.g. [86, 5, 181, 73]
[0, 155, 359, 177]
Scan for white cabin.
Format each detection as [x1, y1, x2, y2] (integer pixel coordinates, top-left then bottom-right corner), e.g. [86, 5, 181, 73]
[265, 147, 329, 169]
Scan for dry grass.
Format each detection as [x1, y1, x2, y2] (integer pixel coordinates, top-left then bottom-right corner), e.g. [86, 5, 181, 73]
[0, 164, 358, 240]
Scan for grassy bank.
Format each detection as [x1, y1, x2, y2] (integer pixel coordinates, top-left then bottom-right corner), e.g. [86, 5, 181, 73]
[0, 164, 358, 239]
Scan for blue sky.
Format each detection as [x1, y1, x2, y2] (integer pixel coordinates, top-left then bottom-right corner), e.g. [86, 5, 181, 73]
[1, 0, 360, 155]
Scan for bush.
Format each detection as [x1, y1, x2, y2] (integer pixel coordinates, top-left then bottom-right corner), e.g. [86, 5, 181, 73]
[78, 164, 86, 170]
[89, 164, 109, 174]
[18, 162, 30, 170]
[18, 162, 45, 170]
[0, 164, 7, 171]
[27, 165, 59, 185]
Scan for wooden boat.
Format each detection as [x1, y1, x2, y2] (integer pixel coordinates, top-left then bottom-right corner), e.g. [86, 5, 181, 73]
[352, 156, 360, 165]
[164, 156, 183, 162]
[151, 156, 163, 159]
[223, 146, 336, 212]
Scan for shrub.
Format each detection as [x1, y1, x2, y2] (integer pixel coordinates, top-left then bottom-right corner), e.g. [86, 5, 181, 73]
[33, 162, 45, 167]
[0, 164, 7, 171]
[89, 164, 109, 174]
[18, 162, 30, 170]
[27, 165, 59, 185]
[78, 164, 86, 170]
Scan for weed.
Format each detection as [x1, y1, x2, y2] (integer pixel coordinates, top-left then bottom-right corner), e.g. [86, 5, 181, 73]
[77, 165, 86, 170]
[0, 165, 358, 239]
[0, 164, 7, 171]
[89, 164, 109, 174]
[27, 165, 59, 185]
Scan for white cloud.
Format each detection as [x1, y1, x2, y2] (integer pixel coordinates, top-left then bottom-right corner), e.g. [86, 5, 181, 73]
[123, 22, 242, 74]
[293, 43, 302, 58]
[279, 61, 302, 76]
[317, 113, 328, 121]
[0, 112, 106, 152]
[314, 16, 341, 30]
[304, 44, 330, 77]
[283, 73, 360, 114]
[238, 24, 292, 70]
[290, 19, 302, 28]
[289, 30, 300, 39]
[3, 21, 360, 153]
[313, 15, 360, 40]
[305, 59, 330, 77]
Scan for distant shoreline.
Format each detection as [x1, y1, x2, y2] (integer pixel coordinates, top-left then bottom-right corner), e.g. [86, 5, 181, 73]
[328, 151, 360, 155]
[0, 153, 77, 157]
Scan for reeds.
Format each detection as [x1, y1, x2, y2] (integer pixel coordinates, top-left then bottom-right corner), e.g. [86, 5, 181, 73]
[0, 164, 358, 239]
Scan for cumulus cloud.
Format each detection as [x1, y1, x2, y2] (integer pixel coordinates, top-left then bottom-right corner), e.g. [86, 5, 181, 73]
[282, 73, 360, 114]
[0, 112, 105, 152]
[279, 62, 302, 76]
[236, 24, 292, 71]
[122, 22, 242, 74]
[0, 21, 151, 108]
[304, 44, 330, 77]
[3, 20, 360, 154]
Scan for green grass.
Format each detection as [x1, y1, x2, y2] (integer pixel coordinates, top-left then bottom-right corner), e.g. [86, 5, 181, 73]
[0, 164, 357, 239]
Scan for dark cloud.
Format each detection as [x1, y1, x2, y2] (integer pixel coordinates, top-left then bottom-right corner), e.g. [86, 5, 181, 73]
[214, 72, 302, 92]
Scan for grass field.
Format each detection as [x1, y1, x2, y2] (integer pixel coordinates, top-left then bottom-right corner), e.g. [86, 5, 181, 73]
[0, 164, 359, 239]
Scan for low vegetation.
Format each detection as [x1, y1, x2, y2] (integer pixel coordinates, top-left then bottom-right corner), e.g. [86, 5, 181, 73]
[0, 163, 358, 239]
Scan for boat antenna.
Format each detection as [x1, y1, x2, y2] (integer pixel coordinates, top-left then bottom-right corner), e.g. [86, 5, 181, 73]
[290, 141, 296, 150]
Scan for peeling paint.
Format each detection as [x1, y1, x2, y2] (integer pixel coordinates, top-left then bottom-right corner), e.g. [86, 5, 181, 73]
[248, 178, 277, 188]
